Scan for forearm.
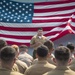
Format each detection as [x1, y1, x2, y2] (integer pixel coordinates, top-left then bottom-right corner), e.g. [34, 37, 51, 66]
[30, 43, 39, 48]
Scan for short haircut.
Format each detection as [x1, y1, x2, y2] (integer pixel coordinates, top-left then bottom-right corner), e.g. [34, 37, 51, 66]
[58, 43, 63, 46]
[44, 40, 54, 52]
[0, 46, 16, 62]
[67, 43, 75, 53]
[38, 27, 43, 31]
[19, 45, 28, 51]
[36, 45, 49, 57]
[19, 45, 28, 49]
[54, 46, 70, 61]
[0, 39, 7, 50]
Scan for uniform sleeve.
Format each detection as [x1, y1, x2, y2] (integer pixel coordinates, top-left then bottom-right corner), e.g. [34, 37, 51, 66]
[43, 72, 48, 75]
[24, 69, 30, 75]
[30, 37, 35, 45]
[12, 63, 19, 72]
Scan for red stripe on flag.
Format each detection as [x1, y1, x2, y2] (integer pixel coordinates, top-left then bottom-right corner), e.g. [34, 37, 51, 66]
[0, 34, 32, 39]
[51, 30, 74, 41]
[34, 6, 75, 13]
[0, 24, 66, 31]
[34, 0, 75, 5]
[7, 41, 30, 46]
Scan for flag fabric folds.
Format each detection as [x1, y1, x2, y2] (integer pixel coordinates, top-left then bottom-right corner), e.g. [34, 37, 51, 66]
[0, 0, 75, 46]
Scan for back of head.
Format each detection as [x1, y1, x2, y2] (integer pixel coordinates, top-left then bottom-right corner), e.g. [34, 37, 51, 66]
[11, 45, 19, 58]
[44, 40, 54, 52]
[0, 46, 16, 63]
[19, 45, 28, 52]
[54, 46, 70, 61]
[0, 39, 7, 50]
[66, 43, 75, 53]
[11, 44, 19, 53]
[58, 43, 63, 46]
[36, 45, 49, 58]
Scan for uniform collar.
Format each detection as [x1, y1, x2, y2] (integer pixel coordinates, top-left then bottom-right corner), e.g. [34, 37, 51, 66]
[55, 66, 70, 70]
[37, 60, 48, 64]
[36, 35, 43, 38]
[0, 67, 11, 71]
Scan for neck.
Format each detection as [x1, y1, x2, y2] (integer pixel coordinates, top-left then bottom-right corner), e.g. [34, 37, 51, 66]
[37, 34, 42, 36]
[56, 60, 68, 66]
[38, 57, 47, 61]
[1, 61, 13, 70]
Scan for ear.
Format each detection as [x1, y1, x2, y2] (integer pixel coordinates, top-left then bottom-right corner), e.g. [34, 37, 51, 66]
[47, 53, 51, 57]
[13, 57, 16, 63]
[68, 58, 72, 65]
[25, 49, 28, 52]
[53, 58, 56, 63]
[49, 49, 54, 54]
[36, 53, 38, 58]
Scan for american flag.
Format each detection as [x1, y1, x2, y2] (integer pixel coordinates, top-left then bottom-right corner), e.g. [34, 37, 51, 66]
[0, 0, 75, 46]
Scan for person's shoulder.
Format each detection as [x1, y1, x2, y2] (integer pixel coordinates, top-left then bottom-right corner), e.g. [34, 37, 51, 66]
[42, 35, 47, 40]
[25, 53, 33, 59]
[25, 64, 36, 72]
[43, 68, 62, 75]
[30, 35, 37, 42]
[16, 59, 28, 68]
[67, 69, 75, 75]
[71, 58, 75, 64]
[12, 63, 19, 72]
[47, 56, 56, 66]
[43, 72, 49, 75]
[46, 61, 56, 69]
[43, 67, 75, 75]
[43, 70, 57, 75]
[32, 35, 37, 39]
[42, 35, 46, 38]
[32, 58, 38, 65]
[11, 71, 24, 75]
[18, 54, 25, 58]
[69, 60, 75, 71]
